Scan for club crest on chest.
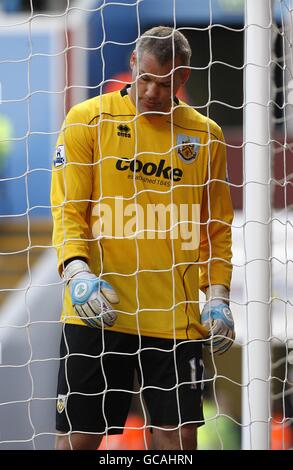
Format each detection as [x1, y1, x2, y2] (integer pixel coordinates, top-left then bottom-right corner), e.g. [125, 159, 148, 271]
[177, 134, 200, 164]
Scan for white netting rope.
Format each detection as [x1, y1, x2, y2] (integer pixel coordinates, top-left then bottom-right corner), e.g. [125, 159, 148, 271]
[0, 0, 293, 451]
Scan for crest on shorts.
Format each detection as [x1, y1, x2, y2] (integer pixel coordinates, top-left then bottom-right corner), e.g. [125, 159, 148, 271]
[177, 134, 200, 164]
[57, 394, 67, 414]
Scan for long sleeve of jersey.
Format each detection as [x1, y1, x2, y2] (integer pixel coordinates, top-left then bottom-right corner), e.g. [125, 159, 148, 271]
[51, 105, 94, 274]
[199, 131, 234, 292]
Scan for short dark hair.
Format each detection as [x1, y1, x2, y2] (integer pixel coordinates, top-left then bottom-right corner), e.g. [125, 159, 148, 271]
[136, 26, 191, 66]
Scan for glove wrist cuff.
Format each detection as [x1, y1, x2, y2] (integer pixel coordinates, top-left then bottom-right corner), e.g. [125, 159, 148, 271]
[62, 259, 90, 283]
[206, 285, 229, 304]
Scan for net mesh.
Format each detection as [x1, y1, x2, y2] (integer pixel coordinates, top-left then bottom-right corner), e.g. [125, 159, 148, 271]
[0, 0, 292, 451]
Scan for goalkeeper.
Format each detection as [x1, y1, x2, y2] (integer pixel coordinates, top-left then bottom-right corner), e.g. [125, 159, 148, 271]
[51, 26, 234, 450]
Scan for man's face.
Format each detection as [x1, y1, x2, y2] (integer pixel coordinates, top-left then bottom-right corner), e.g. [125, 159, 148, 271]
[129, 51, 190, 114]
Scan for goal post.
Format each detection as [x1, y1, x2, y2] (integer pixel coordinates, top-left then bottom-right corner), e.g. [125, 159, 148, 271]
[242, 0, 272, 450]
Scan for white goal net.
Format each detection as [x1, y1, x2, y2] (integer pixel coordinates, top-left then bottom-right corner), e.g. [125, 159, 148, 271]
[0, 0, 292, 451]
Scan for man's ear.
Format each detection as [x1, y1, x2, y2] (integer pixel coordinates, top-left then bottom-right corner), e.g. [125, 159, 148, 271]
[181, 67, 191, 86]
[130, 51, 136, 71]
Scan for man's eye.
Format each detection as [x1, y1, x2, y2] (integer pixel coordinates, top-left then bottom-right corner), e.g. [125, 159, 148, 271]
[141, 75, 150, 81]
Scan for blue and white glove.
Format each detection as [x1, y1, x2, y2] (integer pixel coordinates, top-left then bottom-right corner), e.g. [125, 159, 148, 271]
[62, 259, 119, 328]
[201, 285, 235, 355]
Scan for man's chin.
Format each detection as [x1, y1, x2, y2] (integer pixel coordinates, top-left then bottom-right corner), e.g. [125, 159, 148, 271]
[138, 104, 165, 115]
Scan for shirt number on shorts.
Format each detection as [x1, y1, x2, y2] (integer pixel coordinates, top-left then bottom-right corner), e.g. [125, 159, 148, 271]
[189, 357, 204, 390]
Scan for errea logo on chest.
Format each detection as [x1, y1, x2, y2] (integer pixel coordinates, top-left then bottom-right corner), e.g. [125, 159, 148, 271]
[117, 124, 131, 138]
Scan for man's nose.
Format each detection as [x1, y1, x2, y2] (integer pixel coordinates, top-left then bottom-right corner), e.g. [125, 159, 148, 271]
[146, 82, 159, 99]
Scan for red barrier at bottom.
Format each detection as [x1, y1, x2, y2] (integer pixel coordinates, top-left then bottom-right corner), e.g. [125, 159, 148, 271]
[99, 414, 151, 450]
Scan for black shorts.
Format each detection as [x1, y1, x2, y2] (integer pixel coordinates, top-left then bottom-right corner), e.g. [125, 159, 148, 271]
[56, 324, 204, 434]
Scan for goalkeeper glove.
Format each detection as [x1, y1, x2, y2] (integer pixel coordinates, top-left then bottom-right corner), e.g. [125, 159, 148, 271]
[62, 259, 119, 328]
[201, 285, 235, 355]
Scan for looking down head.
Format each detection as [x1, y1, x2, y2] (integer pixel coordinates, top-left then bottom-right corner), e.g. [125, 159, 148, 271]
[129, 26, 191, 114]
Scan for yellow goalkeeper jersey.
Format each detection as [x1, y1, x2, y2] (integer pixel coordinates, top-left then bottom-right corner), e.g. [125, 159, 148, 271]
[51, 87, 233, 340]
